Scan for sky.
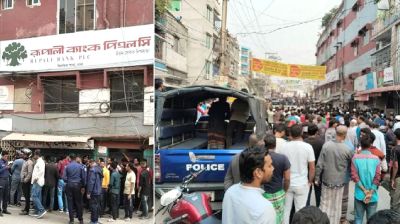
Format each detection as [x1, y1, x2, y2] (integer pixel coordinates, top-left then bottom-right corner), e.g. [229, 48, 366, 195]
[227, 0, 342, 65]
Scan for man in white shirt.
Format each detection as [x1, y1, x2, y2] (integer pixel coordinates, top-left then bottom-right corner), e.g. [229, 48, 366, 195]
[222, 147, 276, 224]
[31, 150, 46, 219]
[274, 124, 287, 154]
[281, 124, 315, 224]
[393, 115, 400, 131]
[371, 122, 386, 156]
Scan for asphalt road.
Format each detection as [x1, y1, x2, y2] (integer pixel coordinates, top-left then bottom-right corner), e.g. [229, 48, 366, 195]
[155, 181, 391, 224]
[1, 206, 154, 224]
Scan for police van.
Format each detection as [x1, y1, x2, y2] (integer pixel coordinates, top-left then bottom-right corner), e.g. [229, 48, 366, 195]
[154, 85, 267, 201]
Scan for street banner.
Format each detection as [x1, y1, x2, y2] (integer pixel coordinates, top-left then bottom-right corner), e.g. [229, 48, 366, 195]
[0, 24, 154, 73]
[251, 58, 326, 80]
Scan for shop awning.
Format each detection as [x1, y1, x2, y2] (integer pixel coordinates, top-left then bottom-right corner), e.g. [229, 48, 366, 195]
[1, 133, 94, 150]
[2, 133, 91, 143]
[355, 85, 400, 96]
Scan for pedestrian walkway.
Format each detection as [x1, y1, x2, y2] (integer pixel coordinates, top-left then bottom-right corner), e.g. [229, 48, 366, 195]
[2, 206, 153, 224]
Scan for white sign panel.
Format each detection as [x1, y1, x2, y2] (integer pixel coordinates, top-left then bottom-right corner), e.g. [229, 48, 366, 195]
[79, 89, 110, 117]
[0, 24, 154, 72]
[143, 86, 154, 125]
[354, 75, 367, 92]
[321, 69, 339, 85]
[0, 118, 12, 131]
[384, 67, 394, 83]
[0, 85, 14, 110]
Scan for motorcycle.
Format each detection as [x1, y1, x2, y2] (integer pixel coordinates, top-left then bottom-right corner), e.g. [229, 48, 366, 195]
[155, 152, 222, 224]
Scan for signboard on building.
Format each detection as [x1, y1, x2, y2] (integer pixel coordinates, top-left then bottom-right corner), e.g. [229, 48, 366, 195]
[0, 25, 154, 73]
[7, 139, 95, 150]
[0, 118, 12, 131]
[0, 85, 14, 110]
[366, 72, 377, 90]
[251, 58, 326, 80]
[384, 67, 394, 83]
[354, 75, 367, 92]
[97, 146, 108, 156]
[143, 86, 154, 125]
[377, 71, 384, 87]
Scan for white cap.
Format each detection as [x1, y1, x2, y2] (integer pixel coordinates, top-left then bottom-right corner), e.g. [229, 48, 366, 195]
[396, 115, 400, 121]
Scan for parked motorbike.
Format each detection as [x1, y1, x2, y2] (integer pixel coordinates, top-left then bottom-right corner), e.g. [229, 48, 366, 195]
[156, 152, 222, 224]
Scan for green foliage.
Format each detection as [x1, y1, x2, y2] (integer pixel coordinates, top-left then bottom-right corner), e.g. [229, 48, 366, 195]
[2, 42, 28, 66]
[321, 7, 339, 29]
[155, 0, 170, 18]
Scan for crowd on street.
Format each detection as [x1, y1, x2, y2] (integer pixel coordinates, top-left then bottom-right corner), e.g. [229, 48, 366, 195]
[223, 106, 400, 224]
[0, 149, 152, 224]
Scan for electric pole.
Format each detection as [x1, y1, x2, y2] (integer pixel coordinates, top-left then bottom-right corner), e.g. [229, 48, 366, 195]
[219, 0, 228, 80]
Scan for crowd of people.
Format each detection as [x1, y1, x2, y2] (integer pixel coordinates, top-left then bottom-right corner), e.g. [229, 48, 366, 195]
[223, 106, 400, 224]
[0, 148, 152, 224]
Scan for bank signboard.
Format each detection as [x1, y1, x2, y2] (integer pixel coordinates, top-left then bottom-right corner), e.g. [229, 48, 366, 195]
[0, 24, 154, 73]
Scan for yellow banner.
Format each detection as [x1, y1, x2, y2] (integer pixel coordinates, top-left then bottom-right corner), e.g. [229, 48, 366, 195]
[251, 58, 326, 80]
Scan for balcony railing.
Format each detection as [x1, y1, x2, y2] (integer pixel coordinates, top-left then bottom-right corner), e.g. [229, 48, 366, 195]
[372, 6, 400, 38]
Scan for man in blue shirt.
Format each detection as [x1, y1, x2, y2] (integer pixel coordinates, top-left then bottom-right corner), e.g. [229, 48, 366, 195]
[86, 160, 103, 224]
[10, 152, 24, 206]
[0, 151, 11, 216]
[63, 153, 86, 224]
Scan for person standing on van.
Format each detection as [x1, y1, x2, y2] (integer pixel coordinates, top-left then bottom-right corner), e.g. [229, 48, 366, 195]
[226, 97, 250, 148]
[208, 96, 230, 149]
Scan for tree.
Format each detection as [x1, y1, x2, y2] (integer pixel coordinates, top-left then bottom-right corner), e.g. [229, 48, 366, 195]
[2, 42, 28, 66]
[321, 7, 339, 29]
[155, 0, 170, 19]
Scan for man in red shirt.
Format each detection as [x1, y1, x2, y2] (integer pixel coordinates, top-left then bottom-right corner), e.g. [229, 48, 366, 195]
[57, 155, 70, 212]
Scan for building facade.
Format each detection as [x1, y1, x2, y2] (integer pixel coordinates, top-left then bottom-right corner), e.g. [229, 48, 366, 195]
[167, 0, 222, 85]
[0, 0, 154, 161]
[354, 1, 400, 113]
[155, 10, 189, 87]
[313, 0, 377, 108]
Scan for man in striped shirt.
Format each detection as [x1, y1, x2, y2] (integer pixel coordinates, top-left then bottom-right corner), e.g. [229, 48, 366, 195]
[351, 134, 381, 224]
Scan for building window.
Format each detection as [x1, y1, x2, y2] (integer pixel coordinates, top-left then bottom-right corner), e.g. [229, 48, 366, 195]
[353, 45, 358, 56]
[169, 0, 181, 12]
[206, 33, 212, 49]
[173, 35, 179, 52]
[2, 0, 13, 9]
[363, 32, 370, 45]
[110, 71, 144, 112]
[205, 60, 211, 75]
[59, 0, 95, 34]
[43, 77, 79, 113]
[207, 5, 212, 22]
[27, 0, 40, 6]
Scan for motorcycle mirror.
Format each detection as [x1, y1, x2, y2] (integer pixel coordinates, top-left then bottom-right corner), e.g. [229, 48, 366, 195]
[189, 151, 197, 163]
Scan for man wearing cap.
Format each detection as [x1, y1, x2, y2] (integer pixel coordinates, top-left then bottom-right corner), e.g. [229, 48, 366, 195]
[20, 148, 34, 215]
[393, 115, 400, 131]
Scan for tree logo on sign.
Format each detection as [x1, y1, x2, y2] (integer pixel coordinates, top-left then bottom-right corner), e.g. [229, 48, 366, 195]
[2, 42, 28, 66]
